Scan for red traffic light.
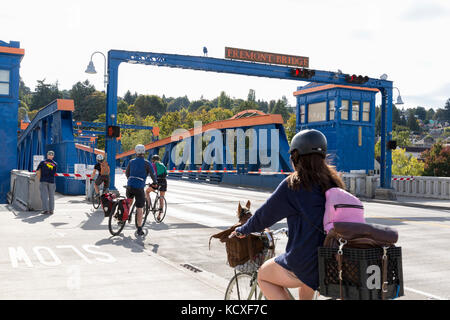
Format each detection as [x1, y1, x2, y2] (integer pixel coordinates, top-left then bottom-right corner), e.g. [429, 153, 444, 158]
[290, 68, 315, 79]
[107, 125, 120, 138]
[345, 74, 369, 84]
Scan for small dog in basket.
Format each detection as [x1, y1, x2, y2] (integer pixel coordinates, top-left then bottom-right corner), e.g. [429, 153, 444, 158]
[237, 200, 252, 224]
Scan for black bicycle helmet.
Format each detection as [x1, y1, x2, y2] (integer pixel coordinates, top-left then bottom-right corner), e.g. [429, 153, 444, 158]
[151, 154, 160, 161]
[289, 129, 327, 157]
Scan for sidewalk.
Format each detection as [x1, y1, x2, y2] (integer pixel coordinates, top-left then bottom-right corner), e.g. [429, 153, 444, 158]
[363, 195, 450, 211]
[0, 198, 228, 300]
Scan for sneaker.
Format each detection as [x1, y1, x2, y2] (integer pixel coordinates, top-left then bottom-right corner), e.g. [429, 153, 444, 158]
[41, 210, 50, 215]
[136, 228, 145, 236]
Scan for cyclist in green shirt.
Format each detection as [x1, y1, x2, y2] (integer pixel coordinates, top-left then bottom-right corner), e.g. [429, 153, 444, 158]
[146, 154, 167, 220]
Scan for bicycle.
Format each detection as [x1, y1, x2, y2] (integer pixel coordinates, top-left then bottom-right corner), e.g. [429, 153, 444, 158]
[107, 186, 137, 236]
[91, 177, 107, 211]
[139, 183, 167, 226]
[224, 227, 292, 300]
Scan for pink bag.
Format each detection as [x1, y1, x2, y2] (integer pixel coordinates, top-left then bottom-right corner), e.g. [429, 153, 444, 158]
[323, 188, 365, 233]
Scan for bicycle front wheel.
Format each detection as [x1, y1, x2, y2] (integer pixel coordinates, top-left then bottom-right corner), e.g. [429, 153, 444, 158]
[153, 196, 167, 223]
[92, 193, 101, 210]
[225, 272, 263, 300]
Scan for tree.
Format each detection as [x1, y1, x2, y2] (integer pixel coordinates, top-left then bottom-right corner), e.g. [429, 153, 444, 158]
[415, 106, 427, 121]
[217, 91, 232, 109]
[70, 80, 99, 120]
[421, 142, 450, 176]
[30, 79, 62, 110]
[407, 109, 420, 132]
[392, 129, 411, 147]
[285, 113, 296, 142]
[270, 99, 291, 122]
[167, 95, 190, 112]
[247, 89, 256, 102]
[123, 90, 138, 105]
[391, 148, 424, 176]
[134, 95, 167, 119]
[75, 91, 106, 121]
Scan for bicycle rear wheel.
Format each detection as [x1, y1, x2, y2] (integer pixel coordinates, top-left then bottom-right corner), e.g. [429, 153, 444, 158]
[108, 203, 126, 236]
[153, 196, 167, 223]
[224, 272, 262, 300]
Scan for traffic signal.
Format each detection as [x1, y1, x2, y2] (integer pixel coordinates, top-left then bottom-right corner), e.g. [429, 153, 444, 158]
[290, 68, 315, 79]
[345, 74, 369, 84]
[387, 140, 397, 150]
[107, 125, 120, 138]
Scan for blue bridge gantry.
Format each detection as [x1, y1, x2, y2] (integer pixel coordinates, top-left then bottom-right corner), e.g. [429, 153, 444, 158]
[103, 49, 395, 190]
[1, 40, 397, 203]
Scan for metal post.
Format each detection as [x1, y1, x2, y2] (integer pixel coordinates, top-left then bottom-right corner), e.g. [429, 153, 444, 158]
[379, 87, 393, 189]
[105, 53, 120, 190]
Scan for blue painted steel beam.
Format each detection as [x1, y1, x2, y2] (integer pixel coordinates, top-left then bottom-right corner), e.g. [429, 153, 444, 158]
[73, 120, 154, 131]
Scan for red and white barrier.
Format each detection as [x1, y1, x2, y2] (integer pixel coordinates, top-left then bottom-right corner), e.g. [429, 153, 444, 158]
[392, 177, 415, 181]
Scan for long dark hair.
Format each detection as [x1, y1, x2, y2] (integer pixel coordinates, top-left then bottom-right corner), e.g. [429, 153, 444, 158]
[287, 150, 345, 193]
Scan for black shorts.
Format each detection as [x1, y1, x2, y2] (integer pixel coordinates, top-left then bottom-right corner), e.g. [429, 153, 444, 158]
[95, 175, 110, 189]
[157, 178, 167, 192]
[126, 187, 146, 208]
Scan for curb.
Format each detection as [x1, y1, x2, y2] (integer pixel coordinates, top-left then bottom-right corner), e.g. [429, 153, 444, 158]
[361, 198, 450, 211]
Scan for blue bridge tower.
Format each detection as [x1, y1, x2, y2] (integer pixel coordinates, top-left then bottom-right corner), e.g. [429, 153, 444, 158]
[293, 83, 378, 173]
[0, 41, 24, 203]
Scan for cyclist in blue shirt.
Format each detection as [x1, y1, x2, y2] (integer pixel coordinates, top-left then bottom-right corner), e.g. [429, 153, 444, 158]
[125, 144, 157, 236]
[231, 129, 346, 300]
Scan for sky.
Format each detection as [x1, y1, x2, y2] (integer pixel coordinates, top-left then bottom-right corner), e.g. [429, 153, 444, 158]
[1, 0, 450, 110]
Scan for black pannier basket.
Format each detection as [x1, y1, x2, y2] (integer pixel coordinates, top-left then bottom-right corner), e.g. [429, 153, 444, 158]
[318, 246, 404, 300]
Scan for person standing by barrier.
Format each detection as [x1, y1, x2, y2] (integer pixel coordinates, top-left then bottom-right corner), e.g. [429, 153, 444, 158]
[36, 150, 58, 215]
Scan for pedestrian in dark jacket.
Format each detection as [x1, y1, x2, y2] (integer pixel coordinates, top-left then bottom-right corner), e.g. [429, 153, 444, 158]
[230, 129, 346, 300]
[36, 150, 58, 215]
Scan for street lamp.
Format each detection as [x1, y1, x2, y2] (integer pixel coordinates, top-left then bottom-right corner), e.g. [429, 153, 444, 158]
[85, 51, 108, 88]
[19, 106, 30, 123]
[393, 87, 404, 105]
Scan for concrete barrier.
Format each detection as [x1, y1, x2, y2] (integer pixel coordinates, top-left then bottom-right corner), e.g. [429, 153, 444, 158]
[7, 170, 42, 211]
[342, 173, 450, 200]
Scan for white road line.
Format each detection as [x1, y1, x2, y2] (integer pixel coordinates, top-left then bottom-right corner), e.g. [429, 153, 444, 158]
[404, 286, 447, 300]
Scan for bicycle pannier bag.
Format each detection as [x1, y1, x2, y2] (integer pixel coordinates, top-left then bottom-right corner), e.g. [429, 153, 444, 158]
[323, 187, 365, 234]
[117, 198, 133, 222]
[101, 192, 116, 217]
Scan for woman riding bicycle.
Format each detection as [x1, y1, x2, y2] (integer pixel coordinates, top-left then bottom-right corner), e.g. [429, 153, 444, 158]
[146, 154, 167, 221]
[230, 129, 345, 300]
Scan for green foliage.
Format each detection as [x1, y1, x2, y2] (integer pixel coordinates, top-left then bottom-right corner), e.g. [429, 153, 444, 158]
[285, 113, 296, 142]
[391, 148, 424, 176]
[71, 80, 104, 121]
[422, 142, 450, 176]
[134, 95, 167, 119]
[392, 130, 411, 147]
[30, 79, 62, 110]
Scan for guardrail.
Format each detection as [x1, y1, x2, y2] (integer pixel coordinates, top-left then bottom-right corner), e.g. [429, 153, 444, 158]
[342, 173, 450, 200]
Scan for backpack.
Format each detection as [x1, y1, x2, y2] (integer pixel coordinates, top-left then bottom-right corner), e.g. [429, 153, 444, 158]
[323, 187, 365, 234]
[155, 162, 167, 178]
[116, 198, 133, 222]
[101, 192, 116, 217]
[100, 161, 110, 175]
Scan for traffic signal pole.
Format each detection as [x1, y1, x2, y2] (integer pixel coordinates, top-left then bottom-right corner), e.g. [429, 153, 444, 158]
[105, 54, 120, 191]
